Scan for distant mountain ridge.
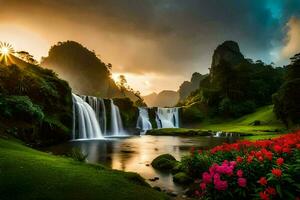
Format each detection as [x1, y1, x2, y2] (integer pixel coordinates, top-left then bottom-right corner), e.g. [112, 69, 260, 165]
[143, 90, 179, 107]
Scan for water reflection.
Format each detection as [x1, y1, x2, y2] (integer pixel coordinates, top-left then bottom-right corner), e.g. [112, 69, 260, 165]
[46, 135, 237, 193]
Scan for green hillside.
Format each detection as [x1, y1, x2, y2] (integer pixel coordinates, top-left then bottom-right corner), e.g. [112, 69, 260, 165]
[200, 105, 285, 134]
[0, 137, 168, 200]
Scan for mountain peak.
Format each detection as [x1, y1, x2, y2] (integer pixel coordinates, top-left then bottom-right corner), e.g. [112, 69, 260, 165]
[211, 40, 244, 68]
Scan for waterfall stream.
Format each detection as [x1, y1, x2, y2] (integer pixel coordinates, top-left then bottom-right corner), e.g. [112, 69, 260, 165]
[136, 107, 152, 133]
[73, 93, 180, 139]
[72, 94, 103, 139]
[156, 107, 179, 128]
[110, 100, 125, 136]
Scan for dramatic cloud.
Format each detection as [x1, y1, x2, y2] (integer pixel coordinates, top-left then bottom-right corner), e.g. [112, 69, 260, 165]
[0, 0, 299, 94]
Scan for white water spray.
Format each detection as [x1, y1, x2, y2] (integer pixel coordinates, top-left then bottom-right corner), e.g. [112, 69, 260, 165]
[156, 107, 179, 128]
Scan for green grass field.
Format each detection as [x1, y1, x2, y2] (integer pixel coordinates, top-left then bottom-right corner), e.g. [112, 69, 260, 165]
[199, 105, 286, 134]
[0, 137, 168, 200]
[148, 105, 287, 137]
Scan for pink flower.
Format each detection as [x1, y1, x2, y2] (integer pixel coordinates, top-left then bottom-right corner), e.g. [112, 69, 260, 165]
[237, 178, 247, 187]
[214, 179, 228, 191]
[200, 182, 206, 190]
[213, 173, 220, 181]
[229, 161, 237, 167]
[202, 172, 212, 184]
[237, 170, 243, 177]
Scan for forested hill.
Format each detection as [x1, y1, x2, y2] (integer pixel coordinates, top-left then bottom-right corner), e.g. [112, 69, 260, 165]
[180, 41, 286, 123]
[41, 41, 140, 101]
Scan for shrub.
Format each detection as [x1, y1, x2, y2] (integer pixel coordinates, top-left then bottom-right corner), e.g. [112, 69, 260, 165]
[0, 95, 44, 122]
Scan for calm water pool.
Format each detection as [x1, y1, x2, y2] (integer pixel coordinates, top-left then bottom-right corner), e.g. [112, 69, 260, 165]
[46, 135, 237, 193]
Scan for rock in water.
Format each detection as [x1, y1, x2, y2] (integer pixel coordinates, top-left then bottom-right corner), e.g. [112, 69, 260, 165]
[151, 154, 177, 170]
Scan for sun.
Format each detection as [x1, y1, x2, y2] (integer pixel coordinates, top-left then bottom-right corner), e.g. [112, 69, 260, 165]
[0, 42, 14, 56]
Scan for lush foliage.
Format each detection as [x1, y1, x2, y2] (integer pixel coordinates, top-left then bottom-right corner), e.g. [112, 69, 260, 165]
[0, 59, 73, 146]
[0, 95, 44, 122]
[273, 53, 300, 127]
[186, 131, 300, 199]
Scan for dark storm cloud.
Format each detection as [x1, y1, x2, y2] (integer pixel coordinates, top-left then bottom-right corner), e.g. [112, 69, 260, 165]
[1, 0, 300, 75]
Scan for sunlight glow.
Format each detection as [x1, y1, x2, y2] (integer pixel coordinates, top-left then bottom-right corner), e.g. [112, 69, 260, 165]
[0, 42, 14, 56]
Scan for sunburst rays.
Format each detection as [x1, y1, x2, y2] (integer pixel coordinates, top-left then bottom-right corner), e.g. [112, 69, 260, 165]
[0, 42, 15, 65]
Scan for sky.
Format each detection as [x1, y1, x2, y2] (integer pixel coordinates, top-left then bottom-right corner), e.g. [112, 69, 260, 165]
[0, 0, 300, 95]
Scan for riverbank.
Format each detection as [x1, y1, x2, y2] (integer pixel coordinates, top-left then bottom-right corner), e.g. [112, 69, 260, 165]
[0, 136, 168, 200]
[147, 105, 288, 138]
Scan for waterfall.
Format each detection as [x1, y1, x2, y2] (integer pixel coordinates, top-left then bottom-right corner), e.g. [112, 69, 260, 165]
[72, 94, 103, 139]
[110, 100, 125, 136]
[136, 107, 152, 133]
[80, 95, 107, 135]
[155, 107, 180, 128]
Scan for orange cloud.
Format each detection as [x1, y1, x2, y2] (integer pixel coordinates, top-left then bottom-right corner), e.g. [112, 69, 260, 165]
[282, 17, 300, 58]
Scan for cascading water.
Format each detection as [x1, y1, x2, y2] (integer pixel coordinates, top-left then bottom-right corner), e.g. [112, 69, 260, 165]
[110, 99, 125, 136]
[156, 107, 180, 128]
[80, 95, 107, 135]
[136, 107, 152, 133]
[72, 94, 103, 139]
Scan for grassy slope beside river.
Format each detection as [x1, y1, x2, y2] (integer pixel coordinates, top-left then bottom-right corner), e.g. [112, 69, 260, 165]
[147, 105, 287, 137]
[0, 137, 168, 200]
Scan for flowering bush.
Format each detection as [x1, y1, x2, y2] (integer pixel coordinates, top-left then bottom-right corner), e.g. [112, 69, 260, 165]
[190, 131, 300, 199]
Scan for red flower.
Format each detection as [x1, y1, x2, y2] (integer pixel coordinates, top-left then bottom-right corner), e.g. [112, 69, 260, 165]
[273, 144, 282, 153]
[264, 151, 273, 161]
[266, 187, 276, 196]
[276, 157, 284, 166]
[282, 147, 291, 154]
[236, 156, 243, 163]
[247, 155, 254, 163]
[271, 168, 282, 177]
[259, 191, 270, 200]
[190, 147, 195, 155]
[258, 177, 267, 186]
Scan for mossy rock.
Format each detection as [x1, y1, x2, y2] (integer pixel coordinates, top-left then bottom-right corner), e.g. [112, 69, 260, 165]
[173, 172, 193, 184]
[171, 162, 186, 174]
[151, 154, 176, 170]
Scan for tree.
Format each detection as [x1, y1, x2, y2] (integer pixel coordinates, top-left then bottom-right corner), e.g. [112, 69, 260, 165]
[16, 51, 38, 65]
[273, 53, 300, 127]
